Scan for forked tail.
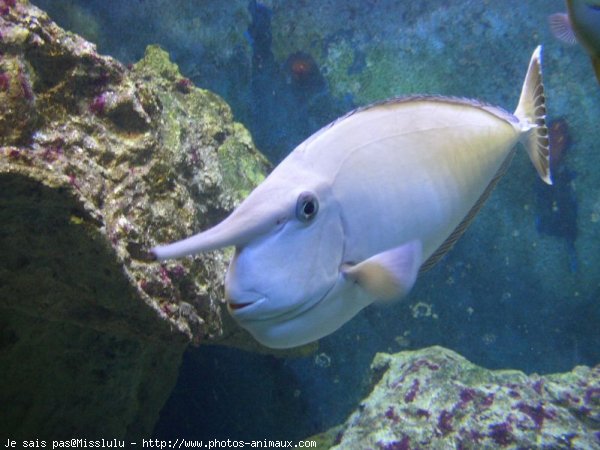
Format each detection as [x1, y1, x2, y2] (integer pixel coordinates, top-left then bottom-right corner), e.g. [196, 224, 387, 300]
[514, 46, 552, 185]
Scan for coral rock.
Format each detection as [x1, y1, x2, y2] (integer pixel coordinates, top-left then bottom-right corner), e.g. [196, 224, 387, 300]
[315, 346, 600, 449]
[0, 0, 271, 439]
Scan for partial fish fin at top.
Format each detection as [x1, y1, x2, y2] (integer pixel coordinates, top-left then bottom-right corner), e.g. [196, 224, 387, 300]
[548, 13, 578, 45]
[593, 56, 600, 84]
[514, 46, 552, 185]
[342, 240, 422, 301]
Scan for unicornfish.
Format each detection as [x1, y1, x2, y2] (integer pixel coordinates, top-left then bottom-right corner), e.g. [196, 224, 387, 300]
[152, 46, 551, 349]
[549, 0, 600, 84]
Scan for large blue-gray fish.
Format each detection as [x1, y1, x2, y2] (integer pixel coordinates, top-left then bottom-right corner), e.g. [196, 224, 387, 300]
[152, 47, 551, 349]
[549, 0, 600, 83]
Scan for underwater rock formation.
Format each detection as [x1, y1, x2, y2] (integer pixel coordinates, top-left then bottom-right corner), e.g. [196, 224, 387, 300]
[314, 346, 600, 449]
[0, 0, 270, 438]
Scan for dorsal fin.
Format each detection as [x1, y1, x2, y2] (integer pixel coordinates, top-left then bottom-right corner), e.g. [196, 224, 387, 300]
[301, 95, 516, 149]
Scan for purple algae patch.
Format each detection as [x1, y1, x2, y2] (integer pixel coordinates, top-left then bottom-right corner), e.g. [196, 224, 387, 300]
[415, 408, 430, 419]
[516, 403, 555, 429]
[584, 387, 600, 405]
[404, 379, 420, 403]
[377, 435, 410, 450]
[508, 390, 521, 399]
[459, 387, 477, 406]
[437, 410, 453, 436]
[407, 359, 440, 375]
[385, 406, 400, 424]
[488, 422, 515, 446]
[564, 393, 580, 404]
[469, 430, 485, 442]
[482, 393, 495, 407]
[532, 380, 544, 395]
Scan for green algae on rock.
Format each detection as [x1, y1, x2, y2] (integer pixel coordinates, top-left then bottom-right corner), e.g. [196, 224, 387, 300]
[0, 0, 270, 439]
[313, 346, 600, 449]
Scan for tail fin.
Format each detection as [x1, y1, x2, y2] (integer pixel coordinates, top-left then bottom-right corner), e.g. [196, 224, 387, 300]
[514, 46, 552, 185]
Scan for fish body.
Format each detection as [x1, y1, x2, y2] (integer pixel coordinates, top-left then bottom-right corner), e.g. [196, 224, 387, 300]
[152, 47, 551, 349]
[549, 0, 600, 83]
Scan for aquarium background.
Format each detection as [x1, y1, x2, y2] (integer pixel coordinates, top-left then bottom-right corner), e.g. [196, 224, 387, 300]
[32, 0, 600, 441]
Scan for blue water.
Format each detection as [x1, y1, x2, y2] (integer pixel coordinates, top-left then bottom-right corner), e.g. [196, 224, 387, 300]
[33, 0, 600, 440]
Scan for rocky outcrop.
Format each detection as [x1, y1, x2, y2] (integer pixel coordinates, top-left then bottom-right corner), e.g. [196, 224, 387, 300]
[0, 0, 271, 438]
[313, 346, 600, 449]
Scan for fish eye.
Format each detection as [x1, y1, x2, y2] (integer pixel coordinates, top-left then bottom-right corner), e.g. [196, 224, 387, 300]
[296, 191, 319, 223]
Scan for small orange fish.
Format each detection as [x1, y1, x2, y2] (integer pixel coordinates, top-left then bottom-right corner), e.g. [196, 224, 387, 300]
[549, 0, 600, 84]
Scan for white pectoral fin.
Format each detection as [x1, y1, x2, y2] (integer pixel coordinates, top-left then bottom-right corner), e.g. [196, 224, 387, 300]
[343, 240, 422, 301]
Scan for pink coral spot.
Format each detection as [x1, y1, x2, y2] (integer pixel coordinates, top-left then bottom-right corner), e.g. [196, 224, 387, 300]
[175, 77, 193, 94]
[159, 265, 172, 284]
[285, 52, 320, 87]
[0, 71, 9, 91]
[0, 0, 16, 16]
[167, 264, 186, 280]
[18, 69, 33, 101]
[41, 143, 63, 162]
[89, 93, 106, 115]
[68, 173, 81, 191]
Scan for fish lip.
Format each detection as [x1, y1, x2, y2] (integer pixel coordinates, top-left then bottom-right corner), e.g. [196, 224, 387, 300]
[227, 301, 254, 311]
[227, 297, 267, 315]
[225, 288, 265, 313]
[230, 278, 339, 324]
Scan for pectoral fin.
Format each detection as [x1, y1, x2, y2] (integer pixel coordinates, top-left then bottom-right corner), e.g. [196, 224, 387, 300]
[342, 240, 422, 300]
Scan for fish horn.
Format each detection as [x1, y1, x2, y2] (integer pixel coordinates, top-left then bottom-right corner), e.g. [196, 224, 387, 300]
[151, 202, 280, 260]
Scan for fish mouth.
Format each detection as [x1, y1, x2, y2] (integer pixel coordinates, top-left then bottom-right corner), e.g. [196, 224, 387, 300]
[229, 278, 340, 324]
[226, 296, 267, 315]
[225, 288, 266, 313]
[227, 301, 255, 311]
